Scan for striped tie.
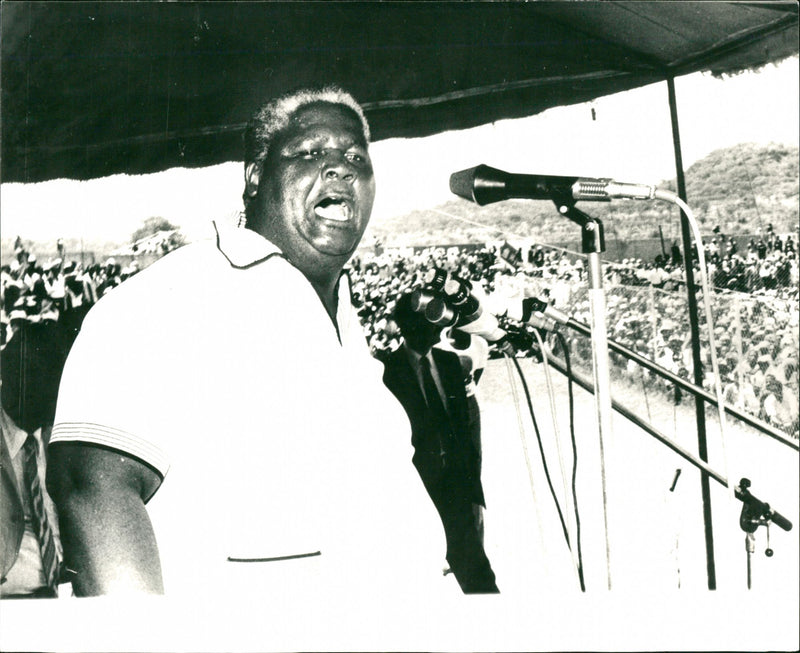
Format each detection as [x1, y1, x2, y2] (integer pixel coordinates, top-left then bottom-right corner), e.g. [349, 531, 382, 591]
[22, 435, 59, 592]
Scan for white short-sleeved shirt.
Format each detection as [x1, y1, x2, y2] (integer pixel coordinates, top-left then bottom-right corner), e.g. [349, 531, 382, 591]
[52, 223, 451, 598]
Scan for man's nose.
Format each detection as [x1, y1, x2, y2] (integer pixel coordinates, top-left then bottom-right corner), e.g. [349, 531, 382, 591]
[322, 150, 355, 182]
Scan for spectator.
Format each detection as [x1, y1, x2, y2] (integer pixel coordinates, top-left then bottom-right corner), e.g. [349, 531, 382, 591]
[762, 375, 797, 432]
[383, 292, 498, 593]
[1, 321, 68, 598]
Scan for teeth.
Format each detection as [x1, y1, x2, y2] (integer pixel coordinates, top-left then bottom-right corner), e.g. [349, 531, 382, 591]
[315, 201, 350, 222]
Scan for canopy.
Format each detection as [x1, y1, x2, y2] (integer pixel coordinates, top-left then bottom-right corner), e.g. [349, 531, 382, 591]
[1, 1, 797, 183]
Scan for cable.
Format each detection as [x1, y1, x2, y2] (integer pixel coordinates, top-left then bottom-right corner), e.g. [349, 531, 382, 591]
[530, 328, 584, 590]
[740, 156, 765, 232]
[503, 353, 549, 568]
[530, 330, 571, 510]
[654, 189, 734, 503]
[554, 330, 586, 592]
[640, 365, 654, 424]
[508, 354, 572, 554]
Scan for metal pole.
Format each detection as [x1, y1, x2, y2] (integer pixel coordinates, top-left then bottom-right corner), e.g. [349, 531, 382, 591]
[734, 294, 744, 391]
[554, 202, 614, 590]
[648, 285, 659, 362]
[544, 354, 728, 486]
[667, 76, 717, 590]
[562, 315, 797, 450]
[586, 249, 614, 590]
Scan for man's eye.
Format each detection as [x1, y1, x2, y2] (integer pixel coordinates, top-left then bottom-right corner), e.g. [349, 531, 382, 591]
[301, 149, 323, 159]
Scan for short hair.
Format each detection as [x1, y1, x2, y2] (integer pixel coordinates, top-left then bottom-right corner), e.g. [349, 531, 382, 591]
[242, 86, 370, 218]
[244, 86, 371, 169]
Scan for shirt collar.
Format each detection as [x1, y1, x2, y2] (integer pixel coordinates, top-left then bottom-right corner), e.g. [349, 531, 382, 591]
[215, 220, 353, 332]
[214, 221, 283, 269]
[325, 271, 355, 345]
[404, 344, 432, 368]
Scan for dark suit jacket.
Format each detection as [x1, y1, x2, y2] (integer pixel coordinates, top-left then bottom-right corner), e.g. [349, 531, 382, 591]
[383, 346, 485, 508]
[1, 428, 25, 583]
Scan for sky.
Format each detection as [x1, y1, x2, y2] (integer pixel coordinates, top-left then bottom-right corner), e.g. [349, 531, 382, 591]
[1, 56, 798, 246]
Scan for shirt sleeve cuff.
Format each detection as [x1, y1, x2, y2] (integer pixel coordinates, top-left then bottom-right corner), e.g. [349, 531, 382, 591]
[50, 422, 170, 478]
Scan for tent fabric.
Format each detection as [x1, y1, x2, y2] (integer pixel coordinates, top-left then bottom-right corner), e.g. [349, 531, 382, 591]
[1, 1, 797, 183]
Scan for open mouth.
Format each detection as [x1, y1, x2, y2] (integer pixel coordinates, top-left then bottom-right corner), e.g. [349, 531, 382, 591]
[314, 197, 352, 222]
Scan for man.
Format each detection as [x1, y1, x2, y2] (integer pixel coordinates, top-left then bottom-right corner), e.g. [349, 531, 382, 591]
[383, 292, 498, 593]
[1, 321, 66, 598]
[47, 87, 448, 597]
[761, 374, 797, 432]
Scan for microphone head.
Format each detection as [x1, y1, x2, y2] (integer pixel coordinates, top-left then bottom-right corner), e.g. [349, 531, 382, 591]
[409, 288, 436, 313]
[449, 167, 480, 203]
[425, 297, 458, 327]
[449, 165, 510, 206]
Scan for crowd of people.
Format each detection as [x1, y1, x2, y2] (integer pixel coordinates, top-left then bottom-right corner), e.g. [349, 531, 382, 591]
[348, 234, 799, 438]
[1, 238, 140, 352]
[617, 225, 798, 297]
[3, 228, 798, 440]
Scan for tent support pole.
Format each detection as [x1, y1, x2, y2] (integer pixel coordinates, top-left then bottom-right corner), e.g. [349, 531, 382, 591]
[667, 76, 717, 590]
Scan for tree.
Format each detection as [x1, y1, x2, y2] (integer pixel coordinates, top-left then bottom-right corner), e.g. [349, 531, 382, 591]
[130, 216, 184, 245]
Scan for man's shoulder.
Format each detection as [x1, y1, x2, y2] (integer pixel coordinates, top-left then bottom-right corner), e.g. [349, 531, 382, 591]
[106, 240, 215, 289]
[383, 348, 422, 390]
[432, 346, 461, 368]
[382, 348, 406, 376]
[77, 241, 219, 332]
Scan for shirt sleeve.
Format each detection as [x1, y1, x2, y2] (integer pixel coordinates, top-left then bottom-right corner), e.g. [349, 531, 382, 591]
[51, 281, 180, 479]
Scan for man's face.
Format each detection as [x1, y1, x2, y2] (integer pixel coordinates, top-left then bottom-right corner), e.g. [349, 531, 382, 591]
[250, 102, 375, 279]
[399, 312, 442, 355]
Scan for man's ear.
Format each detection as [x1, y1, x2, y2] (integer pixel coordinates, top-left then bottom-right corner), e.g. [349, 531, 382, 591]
[244, 162, 260, 198]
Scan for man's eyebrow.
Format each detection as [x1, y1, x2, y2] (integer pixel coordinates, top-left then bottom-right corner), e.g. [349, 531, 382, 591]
[284, 130, 337, 144]
[284, 132, 366, 149]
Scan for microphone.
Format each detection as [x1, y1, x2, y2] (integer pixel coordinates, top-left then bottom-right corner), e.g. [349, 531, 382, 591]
[521, 297, 570, 331]
[409, 288, 437, 313]
[425, 277, 508, 343]
[450, 164, 657, 206]
[409, 268, 450, 312]
[737, 478, 793, 532]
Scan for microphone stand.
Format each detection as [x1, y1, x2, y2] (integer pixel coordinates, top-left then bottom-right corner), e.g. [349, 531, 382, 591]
[737, 478, 791, 589]
[535, 349, 794, 589]
[553, 198, 613, 590]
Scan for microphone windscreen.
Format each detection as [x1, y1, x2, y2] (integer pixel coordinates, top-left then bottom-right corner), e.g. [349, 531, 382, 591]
[425, 298, 458, 327]
[410, 288, 435, 313]
[450, 165, 509, 205]
[449, 167, 478, 202]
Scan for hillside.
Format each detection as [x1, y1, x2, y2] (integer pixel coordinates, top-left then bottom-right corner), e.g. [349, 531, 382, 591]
[3, 142, 797, 264]
[367, 142, 799, 247]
